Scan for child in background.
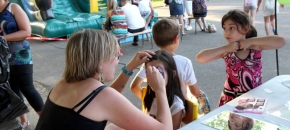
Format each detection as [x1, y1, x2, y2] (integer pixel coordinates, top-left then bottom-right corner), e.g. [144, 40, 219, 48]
[143, 50, 186, 129]
[138, 0, 154, 41]
[244, 0, 259, 26]
[131, 19, 210, 115]
[196, 9, 286, 107]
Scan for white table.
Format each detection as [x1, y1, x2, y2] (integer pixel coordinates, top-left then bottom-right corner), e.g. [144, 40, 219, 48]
[180, 75, 290, 130]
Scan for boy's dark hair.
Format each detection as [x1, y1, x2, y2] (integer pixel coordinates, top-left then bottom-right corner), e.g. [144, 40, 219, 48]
[246, 25, 257, 39]
[152, 19, 180, 47]
[222, 9, 250, 34]
[144, 50, 187, 112]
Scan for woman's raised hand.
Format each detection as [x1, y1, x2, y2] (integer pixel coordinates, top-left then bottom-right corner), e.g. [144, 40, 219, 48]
[146, 66, 166, 92]
[126, 50, 155, 71]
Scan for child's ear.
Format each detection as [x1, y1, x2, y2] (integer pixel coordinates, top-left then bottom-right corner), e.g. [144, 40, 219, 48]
[173, 35, 179, 44]
[243, 25, 250, 34]
[173, 70, 177, 77]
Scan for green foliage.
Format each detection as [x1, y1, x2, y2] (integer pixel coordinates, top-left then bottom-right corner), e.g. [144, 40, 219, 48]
[202, 111, 290, 130]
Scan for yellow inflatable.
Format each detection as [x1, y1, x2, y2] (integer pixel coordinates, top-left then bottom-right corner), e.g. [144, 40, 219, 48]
[278, 0, 290, 5]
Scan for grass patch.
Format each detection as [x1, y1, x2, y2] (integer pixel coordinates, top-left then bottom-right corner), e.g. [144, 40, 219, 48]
[152, 0, 164, 7]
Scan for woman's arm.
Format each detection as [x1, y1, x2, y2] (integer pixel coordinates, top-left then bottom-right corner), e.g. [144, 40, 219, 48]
[240, 35, 286, 51]
[110, 50, 154, 93]
[195, 42, 239, 63]
[3, 4, 31, 41]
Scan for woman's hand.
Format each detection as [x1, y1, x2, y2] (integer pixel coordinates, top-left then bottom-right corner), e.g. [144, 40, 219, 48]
[146, 66, 166, 92]
[126, 50, 155, 71]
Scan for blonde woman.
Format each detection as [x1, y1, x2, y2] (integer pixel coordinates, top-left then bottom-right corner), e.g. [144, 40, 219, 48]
[36, 29, 172, 130]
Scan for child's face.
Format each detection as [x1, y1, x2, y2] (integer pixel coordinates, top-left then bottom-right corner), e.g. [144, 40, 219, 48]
[223, 19, 248, 43]
[146, 60, 168, 84]
[228, 113, 252, 130]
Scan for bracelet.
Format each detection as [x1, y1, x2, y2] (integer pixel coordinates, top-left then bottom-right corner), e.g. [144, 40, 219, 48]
[122, 65, 133, 76]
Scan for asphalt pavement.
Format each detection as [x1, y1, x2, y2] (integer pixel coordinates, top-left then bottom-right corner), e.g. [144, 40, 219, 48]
[2, 0, 290, 129]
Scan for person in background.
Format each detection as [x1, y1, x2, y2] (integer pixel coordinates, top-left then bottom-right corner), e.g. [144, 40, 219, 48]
[121, 0, 145, 46]
[36, 29, 172, 130]
[258, 0, 284, 35]
[244, 0, 259, 26]
[0, 0, 44, 129]
[138, 0, 154, 41]
[169, 0, 186, 35]
[132, 0, 139, 6]
[192, 0, 208, 31]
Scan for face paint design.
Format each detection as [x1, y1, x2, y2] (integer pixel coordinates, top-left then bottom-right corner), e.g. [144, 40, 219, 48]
[156, 66, 164, 78]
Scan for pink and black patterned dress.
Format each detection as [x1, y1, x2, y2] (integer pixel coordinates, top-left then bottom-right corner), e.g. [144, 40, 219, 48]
[219, 49, 262, 107]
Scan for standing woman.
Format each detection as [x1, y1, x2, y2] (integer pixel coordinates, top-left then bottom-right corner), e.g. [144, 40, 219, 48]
[169, 0, 186, 35]
[0, 0, 43, 129]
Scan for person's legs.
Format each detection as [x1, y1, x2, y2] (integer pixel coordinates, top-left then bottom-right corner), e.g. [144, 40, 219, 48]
[270, 14, 276, 33]
[178, 15, 185, 34]
[249, 8, 257, 26]
[264, 16, 271, 35]
[145, 14, 152, 41]
[195, 18, 203, 30]
[128, 27, 145, 46]
[201, 17, 207, 31]
[18, 73, 43, 112]
[9, 74, 28, 126]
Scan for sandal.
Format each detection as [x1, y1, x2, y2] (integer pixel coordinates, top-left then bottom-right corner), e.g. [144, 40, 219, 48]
[21, 121, 30, 130]
[182, 32, 186, 36]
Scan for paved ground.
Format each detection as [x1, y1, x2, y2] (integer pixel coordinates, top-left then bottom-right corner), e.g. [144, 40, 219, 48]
[1, 0, 290, 129]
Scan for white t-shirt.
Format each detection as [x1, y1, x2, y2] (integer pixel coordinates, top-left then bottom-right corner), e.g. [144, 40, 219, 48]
[149, 95, 185, 118]
[138, 0, 151, 12]
[121, 3, 145, 29]
[137, 55, 197, 93]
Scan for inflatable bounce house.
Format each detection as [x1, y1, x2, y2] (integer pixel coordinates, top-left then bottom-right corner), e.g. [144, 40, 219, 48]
[10, 0, 108, 38]
[9, 0, 158, 43]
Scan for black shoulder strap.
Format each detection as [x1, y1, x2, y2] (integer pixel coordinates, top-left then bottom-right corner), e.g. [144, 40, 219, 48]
[72, 85, 107, 114]
[3, 3, 10, 10]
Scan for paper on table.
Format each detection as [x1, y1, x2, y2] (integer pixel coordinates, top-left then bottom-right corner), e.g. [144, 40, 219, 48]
[233, 97, 268, 114]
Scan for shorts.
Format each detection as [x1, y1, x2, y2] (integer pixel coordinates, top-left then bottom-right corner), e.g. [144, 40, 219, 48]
[183, 0, 192, 15]
[140, 11, 151, 18]
[169, 0, 184, 15]
[244, 1, 258, 10]
[194, 12, 207, 17]
[263, 2, 279, 16]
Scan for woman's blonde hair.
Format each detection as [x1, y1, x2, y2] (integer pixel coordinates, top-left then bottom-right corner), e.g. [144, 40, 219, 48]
[107, 0, 118, 11]
[63, 29, 118, 83]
